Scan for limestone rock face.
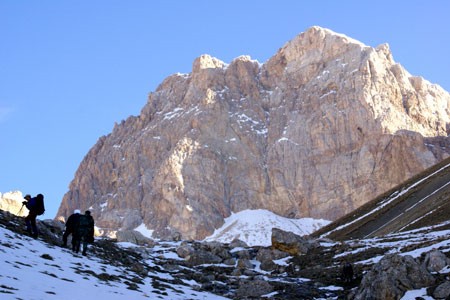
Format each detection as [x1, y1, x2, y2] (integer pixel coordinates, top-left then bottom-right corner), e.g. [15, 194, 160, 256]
[57, 26, 450, 240]
[0, 191, 28, 217]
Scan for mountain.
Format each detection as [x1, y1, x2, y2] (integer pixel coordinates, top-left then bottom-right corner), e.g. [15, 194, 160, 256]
[57, 26, 450, 240]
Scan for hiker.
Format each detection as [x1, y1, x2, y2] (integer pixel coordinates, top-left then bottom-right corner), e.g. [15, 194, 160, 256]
[62, 209, 81, 247]
[342, 261, 354, 283]
[22, 193, 45, 238]
[72, 210, 95, 256]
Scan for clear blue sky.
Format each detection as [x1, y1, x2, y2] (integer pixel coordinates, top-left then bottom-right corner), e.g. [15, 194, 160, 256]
[1, 0, 449, 219]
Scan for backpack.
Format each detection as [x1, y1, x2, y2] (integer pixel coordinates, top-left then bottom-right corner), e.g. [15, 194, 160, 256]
[35, 194, 45, 216]
[77, 214, 94, 238]
[78, 215, 91, 228]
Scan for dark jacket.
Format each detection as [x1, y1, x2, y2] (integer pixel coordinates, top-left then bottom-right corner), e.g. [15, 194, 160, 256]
[25, 197, 37, 212]
[25, 194, 44, 215]
[65, 213, 81, 232]
[76, 214, 95, 241]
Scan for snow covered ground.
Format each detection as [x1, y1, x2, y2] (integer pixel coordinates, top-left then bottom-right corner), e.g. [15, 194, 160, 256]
[0, 225, 228, 300]
[2, 207, 450, 299]
[0, 209, 330, 300]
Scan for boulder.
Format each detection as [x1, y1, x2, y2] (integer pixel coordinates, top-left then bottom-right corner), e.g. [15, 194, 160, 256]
[184, 249, 222, 267]
[116, 230, 155, 246]
[229, 238, 248, 249]
[353, 254, 435, 300]
[423, 249, 450, 273]
[271, 228, 318, 255]
[176, 242, 195, 258]
[256, 248, 290, 271]
[236, 279, 273, 298]
[203, 241, 232, 260]
[433, 280, 450, 299]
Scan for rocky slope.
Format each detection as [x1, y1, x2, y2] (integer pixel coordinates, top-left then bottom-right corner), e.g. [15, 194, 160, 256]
[57, 26, 450, 240]
[3, 204, 450, 299]
[6, 160, 450, 299]
[313, 155, 450, 240]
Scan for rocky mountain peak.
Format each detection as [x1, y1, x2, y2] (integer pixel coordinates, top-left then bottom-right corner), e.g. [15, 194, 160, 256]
[57, 26, 450, 240]
[280, 26, 367, 68]
[192, 54, 226, 72]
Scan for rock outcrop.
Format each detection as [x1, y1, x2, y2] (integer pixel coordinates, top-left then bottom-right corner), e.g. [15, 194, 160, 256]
[352, 254, 436, 300]
[57, 26, 450, 240]
[271, 227, 318, 255]
[0, 191, 28, 217]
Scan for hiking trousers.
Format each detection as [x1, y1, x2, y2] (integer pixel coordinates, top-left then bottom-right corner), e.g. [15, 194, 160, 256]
[25, 212, 38, 237]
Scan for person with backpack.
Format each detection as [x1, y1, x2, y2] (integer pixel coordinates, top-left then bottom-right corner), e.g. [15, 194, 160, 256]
[72, 210, 94, 256]
[62, 209, 81, 247]
[22, 193, 45, 238]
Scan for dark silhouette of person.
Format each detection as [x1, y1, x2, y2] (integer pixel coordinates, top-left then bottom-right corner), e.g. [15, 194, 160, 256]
[22, 194, 44, 238]
[62, 209, 81, 247]
[72, 210, 95, 256]
[342, 262, 354, 284]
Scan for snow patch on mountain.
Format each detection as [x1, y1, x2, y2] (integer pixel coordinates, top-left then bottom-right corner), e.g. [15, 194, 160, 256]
[203, 209, 330, 246]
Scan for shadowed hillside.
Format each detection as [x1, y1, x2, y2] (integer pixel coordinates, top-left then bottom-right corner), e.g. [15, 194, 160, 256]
[313, 156, 450, 240]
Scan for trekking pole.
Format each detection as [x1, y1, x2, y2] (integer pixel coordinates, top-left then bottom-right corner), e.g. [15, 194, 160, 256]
[17, 204, 24, 215]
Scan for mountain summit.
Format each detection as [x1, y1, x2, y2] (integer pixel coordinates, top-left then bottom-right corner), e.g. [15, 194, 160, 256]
[57, 26, 450, 240]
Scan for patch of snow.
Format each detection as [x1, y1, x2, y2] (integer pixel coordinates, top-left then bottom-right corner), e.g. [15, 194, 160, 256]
[237, 113, 259, 125]
[134, 223, 154, 239]
[400, 288, 433, 300]
[277, 137, 299, 146]
[256, 128, 268, 135]
[116, 241, 136, 248]
[319, 285, 344, 291]
[262, 291, 279, 298]
[100, 201, 108, 211]
[273, 256, 292, 266]
[175, 72, 189, 78]
[163, 107, 184, 120]
[320, 90, 337, 99]
[203, 209, 330, 246]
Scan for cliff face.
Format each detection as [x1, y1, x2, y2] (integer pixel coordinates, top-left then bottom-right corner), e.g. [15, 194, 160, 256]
[57, 26, 450, 240]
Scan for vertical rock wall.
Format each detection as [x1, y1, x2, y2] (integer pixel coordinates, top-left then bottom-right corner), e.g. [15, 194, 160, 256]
[57, 26, 450, 240]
